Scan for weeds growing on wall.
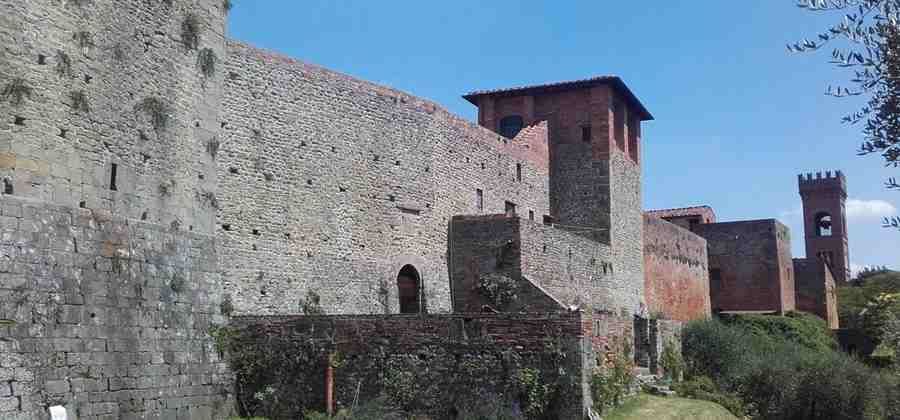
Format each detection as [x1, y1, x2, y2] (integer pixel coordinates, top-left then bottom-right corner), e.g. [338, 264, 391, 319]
[477, 273, 519, 310]
[73, 30, 94, 51]
[69, 90, 90, 114]
[181, 13, 202, 50]
[218, 323, 571, 420]
[198, 48, 217, 79]
[206, 137, 220, 158]
[135, 97, 171, 132]
[2, 78, 32, 106]
[223, 0, 233, 13]
[219, 294, 234, 316]
[300, 290, 324, 315]
[158, 180, 175, 197]
[55, 51, 72, 77]
[513, 368, 557, 419]
[197, 190, 220, 210]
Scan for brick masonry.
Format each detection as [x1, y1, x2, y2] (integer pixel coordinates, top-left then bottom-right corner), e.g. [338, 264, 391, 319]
[793, 257, 839, 328]
[643, 215, 710, 321]
[230, 312, 592, 419]
[693, 219, 796, 314]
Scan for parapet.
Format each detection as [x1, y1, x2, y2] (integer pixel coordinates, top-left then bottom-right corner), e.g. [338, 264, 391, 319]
[798, 170, 847, 196]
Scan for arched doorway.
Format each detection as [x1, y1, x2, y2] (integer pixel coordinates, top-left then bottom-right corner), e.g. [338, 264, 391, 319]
[397, 265, 423, 314]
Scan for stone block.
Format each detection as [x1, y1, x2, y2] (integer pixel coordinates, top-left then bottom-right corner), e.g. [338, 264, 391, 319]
[44, 379, 69, 394]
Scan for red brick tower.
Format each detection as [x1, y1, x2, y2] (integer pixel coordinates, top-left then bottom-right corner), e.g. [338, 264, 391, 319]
[799, 171, 850, 284]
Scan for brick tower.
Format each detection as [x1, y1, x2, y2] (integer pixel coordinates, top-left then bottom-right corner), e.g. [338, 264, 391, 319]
[799, 171, 850, 284]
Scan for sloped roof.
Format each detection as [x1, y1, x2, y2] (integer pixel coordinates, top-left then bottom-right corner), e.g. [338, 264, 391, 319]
[463, 75, 653, 121]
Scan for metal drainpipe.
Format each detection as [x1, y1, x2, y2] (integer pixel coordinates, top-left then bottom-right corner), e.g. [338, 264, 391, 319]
[326, 353, 334, 416]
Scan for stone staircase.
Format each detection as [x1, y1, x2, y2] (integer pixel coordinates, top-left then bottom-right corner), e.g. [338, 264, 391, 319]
[634, 367, 676, 397]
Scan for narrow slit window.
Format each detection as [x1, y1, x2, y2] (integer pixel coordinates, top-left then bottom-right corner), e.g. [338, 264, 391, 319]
[476, 189, 483, 211]
[529, 210, 534, 221]
[582, 125, 592, 142]
[109, 163, 118, 191]
[516, 163, 522, 182]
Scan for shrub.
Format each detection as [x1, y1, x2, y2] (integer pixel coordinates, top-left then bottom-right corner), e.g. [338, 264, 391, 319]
[722, 311, 837, 353]
[591, 346, 635, 414]
[512, 367, 556, 419]
[682, 317, 896, 420]
[674, 376, 746, 417]
[659, 339, 683, 381]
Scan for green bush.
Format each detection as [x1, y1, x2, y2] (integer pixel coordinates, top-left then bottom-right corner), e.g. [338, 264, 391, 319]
[722, 311, 837, 352]
[674, 376, 746, 417]
[591, 347, 635, 415]
[682, 317, 896, 420]
[659, 339, 684, 381]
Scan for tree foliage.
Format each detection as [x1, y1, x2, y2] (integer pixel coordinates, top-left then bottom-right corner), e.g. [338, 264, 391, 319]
[789, 1, 900, 228]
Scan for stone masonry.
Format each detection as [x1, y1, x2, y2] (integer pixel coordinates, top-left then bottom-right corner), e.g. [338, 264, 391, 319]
[0, 1, 701, 418]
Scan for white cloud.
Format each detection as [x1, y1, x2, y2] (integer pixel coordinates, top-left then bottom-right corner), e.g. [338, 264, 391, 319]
[846, 199, 897, 221]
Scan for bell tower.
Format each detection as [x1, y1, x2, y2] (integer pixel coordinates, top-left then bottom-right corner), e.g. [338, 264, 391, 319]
[799, 170, 850, 284]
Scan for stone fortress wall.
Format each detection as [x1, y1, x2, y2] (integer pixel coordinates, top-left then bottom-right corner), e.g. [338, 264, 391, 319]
[0, 2, 707, 417]
[219, 41, 553, 315]
[1, 0, 230, 418]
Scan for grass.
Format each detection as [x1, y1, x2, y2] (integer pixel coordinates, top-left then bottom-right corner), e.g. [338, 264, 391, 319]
[604, 394, 738, 420]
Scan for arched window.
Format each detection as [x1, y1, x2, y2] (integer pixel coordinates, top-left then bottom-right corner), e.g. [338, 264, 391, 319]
[397, 265, 424, 314]
[814, 212, 832, 237]
[499, 115, 524, 138]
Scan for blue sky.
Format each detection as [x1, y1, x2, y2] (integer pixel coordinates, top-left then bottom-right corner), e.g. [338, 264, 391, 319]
[228, 1, 900, 272]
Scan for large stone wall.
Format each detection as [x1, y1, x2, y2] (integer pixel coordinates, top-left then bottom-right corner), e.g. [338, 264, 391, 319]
[0, 197, 230, 419]
[1, 0, 231, 418]
[219, 42, 552, 315]
[229, 312, 592, 419]
[643, 215, 710, 321]
[693, 219, 796, 314]
[1, 0, 226, 234]
[448, 214, 621, 313]
[794, 258, 838, 328]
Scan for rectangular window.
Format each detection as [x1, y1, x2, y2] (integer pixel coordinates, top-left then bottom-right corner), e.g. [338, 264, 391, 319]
[628, 116, 640, 162]
[505, 201, 516, 217]
[516, 163, 522, 182]
[582, 125, 592, 142]
[528, 210, 534, 221]
[476, 189, 483, 211]
[109, 163, 118, 191]
[613, 101, 625, 150]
